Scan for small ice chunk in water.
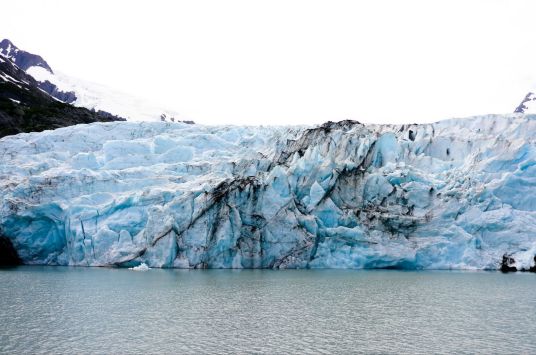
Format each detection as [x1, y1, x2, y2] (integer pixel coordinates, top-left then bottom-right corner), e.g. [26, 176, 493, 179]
[129, 263, 150, 271]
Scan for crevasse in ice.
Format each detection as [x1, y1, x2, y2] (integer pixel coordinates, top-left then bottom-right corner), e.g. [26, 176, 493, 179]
[1, 114, 535, 270]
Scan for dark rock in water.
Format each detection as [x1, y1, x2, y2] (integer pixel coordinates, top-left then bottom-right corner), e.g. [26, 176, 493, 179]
[530, 256, 536, 273]
[0, 236, 21, 266]
[500, 254, 517, 272]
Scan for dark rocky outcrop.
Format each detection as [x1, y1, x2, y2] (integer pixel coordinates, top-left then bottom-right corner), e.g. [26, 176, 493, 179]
[0, 235, 21, 266]
[37, 80, 77, 104]
[0, 39, 53, 73]
[160, 113, 195, 124]
[0, 51, 124, 138]
[500, 254, 517, 272]
[530, 256, 536, 273]
[0, 39, 78, 104]
[514, 92, 535, 114]
[500, 254, 536, 273]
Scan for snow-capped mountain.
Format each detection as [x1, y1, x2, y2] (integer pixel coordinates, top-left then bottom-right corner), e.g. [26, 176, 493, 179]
[1, 115, 535, 270]
[0, 47, 123, 137]
[0, 39, 181, 122]
[0, 39, 77, 104]
[0, 39, 52, 72]
[514, 92, 536, 114]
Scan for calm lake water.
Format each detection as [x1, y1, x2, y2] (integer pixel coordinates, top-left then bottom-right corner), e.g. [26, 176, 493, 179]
[1, 267, 535, 354]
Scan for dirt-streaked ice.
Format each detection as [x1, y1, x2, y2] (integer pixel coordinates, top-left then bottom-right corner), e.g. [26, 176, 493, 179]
[1, 115, 535, 270]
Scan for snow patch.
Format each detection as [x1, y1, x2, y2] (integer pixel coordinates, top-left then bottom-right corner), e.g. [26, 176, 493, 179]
[26, 66, 56, 85]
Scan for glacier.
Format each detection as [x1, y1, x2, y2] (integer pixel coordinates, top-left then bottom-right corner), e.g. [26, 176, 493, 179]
[25, 65, 181, 122]
[1, 115, 536, 270]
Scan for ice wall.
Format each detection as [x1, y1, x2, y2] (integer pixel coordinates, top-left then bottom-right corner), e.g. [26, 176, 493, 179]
[1, 115, 536, 270]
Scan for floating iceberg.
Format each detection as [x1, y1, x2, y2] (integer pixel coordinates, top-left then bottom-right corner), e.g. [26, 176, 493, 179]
[1, 115, 536, 270]
[129, 262, 150, 271]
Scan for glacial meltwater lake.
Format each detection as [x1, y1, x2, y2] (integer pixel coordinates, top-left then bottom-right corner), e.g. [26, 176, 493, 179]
[1, 267, 536, 354]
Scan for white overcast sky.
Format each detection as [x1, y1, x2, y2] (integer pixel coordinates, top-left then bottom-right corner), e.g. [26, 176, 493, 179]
[1, 0, 535, 125]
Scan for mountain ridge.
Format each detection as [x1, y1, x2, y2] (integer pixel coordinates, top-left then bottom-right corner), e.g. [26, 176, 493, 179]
[514, 92, 536, 114]
[0, 39, 182, 122]
[0, 49, 124, 138]
[0, 39, 53, 73]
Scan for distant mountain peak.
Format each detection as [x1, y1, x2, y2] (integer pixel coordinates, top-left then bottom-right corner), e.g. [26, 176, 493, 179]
[0, 47, 124, 138]
[1, 39, 181, 121]
[514, 92, 536, 114]
[0, 39, 53, 73]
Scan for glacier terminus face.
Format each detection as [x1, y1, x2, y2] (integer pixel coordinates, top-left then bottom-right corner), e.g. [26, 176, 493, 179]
[1, 115, 536, 270]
